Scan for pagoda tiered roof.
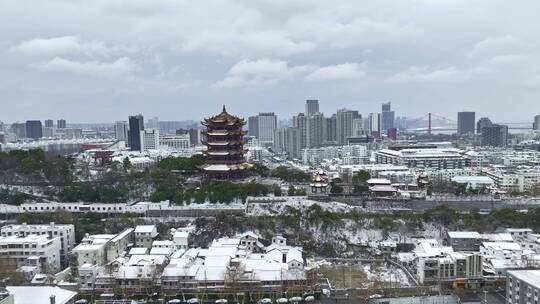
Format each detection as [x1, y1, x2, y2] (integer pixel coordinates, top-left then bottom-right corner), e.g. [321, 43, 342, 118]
[202, 105, 246, 126]
[201, 105, 251, 180]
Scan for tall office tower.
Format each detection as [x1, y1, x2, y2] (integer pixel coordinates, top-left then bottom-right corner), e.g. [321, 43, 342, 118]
[457, 111, 475, 135]
[188, 128, 200, 146]
[11, 122, 26, 139]
[481, 124, 508, 147]
[352, 117, 365, 136]
[325, 114, 337, 143]
[476, 117, 492, 134]
[273, 128, 285, 153]
[285, 127, 302, 159]
[533, 115, 540, 130]
[42, 127, 54, 137]
[128, 114, 145, 151]
[44, 119, 54, 128]
[367, 113, 381, 136]
[147, 117, 159, 129]
[25, 120, 43, 139]
[57, 119, 66, 129]
[114, 121, 128, 141]
[140, 129, 160, 151]
[248, 116, 259, 138]
[381, 102, 395, 132]
[305, 99, 319, 116]
[336, 109, 359, 144]
[293, 113, 307, 149]
[306, 112, 325, 148]
[274, 127, 302, 159]
[257, 112, 277, 145]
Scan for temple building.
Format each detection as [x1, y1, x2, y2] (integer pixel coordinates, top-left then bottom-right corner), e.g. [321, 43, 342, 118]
[201, 106, 251, 179]
[310, 169, 329, 196]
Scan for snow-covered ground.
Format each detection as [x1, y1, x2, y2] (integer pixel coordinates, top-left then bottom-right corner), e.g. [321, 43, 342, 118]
[246, 196, 361, 216]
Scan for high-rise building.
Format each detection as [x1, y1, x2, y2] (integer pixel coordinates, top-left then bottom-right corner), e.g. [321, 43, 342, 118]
[325, 114, 337, 143]
[457, 112, 475, 135]
[248, 116, 259, 138]
[44, 119, 54, 128]
[481, 124, 508, 147]
[352, 118, 365, 137]
[140, 129, 160, 151]
[284, 127, 302, 159]
[381, 102, 395, 132]
[274, 127, 302, 159]
[128, 114, 144, 151]
[533, 114, 540, 130]
[257, 112, 277, 145]
[25, 120, 43, 139]
[114, 121, 128, 141]
[11, 122, 26, 139]
[368, 113, 381, 136]
[336, 109, 359, 144]
[293, 113, 307, 149]
[57, 119, 66, 129]
[476, 117, 492, 134]
[147, 117, 159, 129]
[305, 99, 319, 116]
[306, 112, 325, 148]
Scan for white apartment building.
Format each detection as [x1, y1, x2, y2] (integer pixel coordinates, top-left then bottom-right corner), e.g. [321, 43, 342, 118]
[1, 222, 75, 267]
[375, 148, 469, 169]
[507, 270, 540, 304]
[426, 168, 482, 183]
[159, 134, 190, 151]
[105, 228, 134, 262]
[114, 121, 128, 141]
[140, 129, 160, 151]
[406, 239, 482, 288]
[72, 234, 116, 266]
[0, 235, 62, 273]
[134, 225, 158, 248]
[483, 169, 540, 192]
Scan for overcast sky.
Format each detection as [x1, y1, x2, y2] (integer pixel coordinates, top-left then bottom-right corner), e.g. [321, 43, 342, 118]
[1, 0, 540, 123]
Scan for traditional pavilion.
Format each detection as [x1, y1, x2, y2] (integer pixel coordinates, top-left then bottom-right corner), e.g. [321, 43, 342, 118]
[310, 169, 329, 195]
[201, 106, 251, 179]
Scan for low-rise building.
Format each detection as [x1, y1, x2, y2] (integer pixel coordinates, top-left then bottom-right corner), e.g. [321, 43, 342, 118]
[507, 270, 540, 304]
[1, 223, 75, 267]
[0, 235, 62, 274]
[375, 148, 469, 169]
[134, 225, 158, 248]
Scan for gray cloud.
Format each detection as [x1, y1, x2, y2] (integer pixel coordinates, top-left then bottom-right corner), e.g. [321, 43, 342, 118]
[1, 0, 540, 122]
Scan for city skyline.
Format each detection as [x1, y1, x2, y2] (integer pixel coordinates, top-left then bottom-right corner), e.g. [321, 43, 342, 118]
[2, 1, 540, 122]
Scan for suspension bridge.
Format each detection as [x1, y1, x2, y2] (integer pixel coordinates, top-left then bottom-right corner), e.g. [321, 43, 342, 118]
[400, 113, 533, 133]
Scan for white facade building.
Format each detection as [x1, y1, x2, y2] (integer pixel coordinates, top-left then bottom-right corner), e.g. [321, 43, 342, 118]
[1, 223, 75, 267]
[159, 134, 190, 151]
[140, 129, 160, 151]
[0, 235, 62, 273]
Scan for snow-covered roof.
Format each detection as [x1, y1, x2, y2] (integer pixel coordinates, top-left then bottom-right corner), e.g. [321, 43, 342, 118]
[129, 247, 148, 255]
[152, 240, 174, 247]
[127, 254, 167, 266]
[134, 225, 156, 233]
[447, 231, 481, 239]
[482, 242, 522, 251]
[150, 247, 174, 255]
[6, 286, 77, 304]
[367, 178, 392, 185]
